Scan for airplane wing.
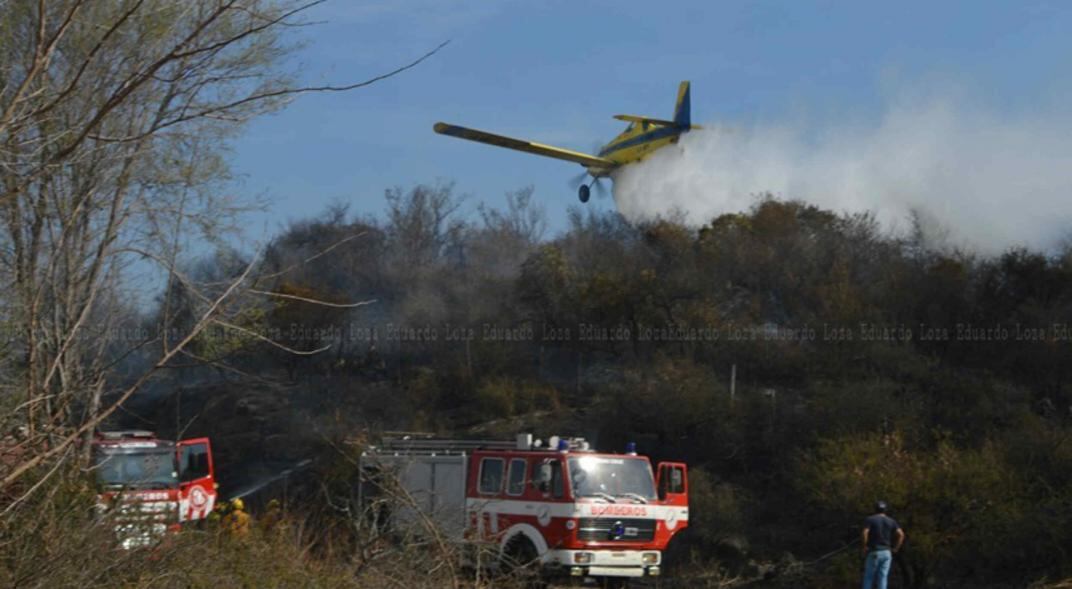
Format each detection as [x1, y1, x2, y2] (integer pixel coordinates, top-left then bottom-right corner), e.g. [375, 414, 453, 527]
[434, 122, 616, 169]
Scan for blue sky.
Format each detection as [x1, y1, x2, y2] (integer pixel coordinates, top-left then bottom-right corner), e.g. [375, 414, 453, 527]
[230, 0, 1072, 239]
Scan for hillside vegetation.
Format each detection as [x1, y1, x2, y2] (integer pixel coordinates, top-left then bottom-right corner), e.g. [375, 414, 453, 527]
[127, 186, 1072, 587]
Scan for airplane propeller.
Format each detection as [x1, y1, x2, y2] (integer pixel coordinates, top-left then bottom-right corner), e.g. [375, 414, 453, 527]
[570, 172, 610, 203]
[591, 176, 608, 199]
[568, 171, 588, 190]
[570, 143, 611, 203]
[570, 170, 608, 203]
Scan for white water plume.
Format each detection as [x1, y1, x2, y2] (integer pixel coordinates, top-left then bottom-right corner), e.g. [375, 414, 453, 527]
[612, 97, 1072, 254]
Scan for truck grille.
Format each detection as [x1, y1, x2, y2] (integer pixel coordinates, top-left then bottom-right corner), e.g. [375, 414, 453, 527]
[103, 500, 178, 549]
[576, 518, 656, 542]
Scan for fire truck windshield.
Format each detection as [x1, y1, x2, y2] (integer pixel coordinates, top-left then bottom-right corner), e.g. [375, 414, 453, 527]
[94, 448, 178, 488]
[567, 456, 656, 501]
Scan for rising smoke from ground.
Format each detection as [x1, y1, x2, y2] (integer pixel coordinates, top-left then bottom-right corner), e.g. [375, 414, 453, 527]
[612, 97, 1072, 254]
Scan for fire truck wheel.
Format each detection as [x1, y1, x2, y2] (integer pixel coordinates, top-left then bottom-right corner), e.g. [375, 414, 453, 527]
[501, 536, 545, 589]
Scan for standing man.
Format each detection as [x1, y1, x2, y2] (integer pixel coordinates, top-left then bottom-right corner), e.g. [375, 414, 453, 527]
[862, 500, 905, 589]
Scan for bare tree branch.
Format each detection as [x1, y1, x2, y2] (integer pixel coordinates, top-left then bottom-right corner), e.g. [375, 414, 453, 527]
[249, 289, 376, 308]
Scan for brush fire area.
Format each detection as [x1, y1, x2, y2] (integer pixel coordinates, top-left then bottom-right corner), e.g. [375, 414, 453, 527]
[3, 1, 1072, 588]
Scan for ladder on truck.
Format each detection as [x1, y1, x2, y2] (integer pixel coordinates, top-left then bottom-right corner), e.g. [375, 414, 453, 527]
[367, 432, 523, 456]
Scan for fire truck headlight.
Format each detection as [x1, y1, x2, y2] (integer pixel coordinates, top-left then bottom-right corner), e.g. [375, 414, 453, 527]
[573, 552, 593, 564]
[642, 552, 659, 565]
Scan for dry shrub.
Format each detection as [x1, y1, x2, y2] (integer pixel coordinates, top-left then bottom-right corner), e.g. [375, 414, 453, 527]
[0, 467, 533, 589]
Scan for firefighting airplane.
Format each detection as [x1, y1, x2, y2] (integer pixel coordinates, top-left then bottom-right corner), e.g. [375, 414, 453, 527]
[434, 81, 700, 203]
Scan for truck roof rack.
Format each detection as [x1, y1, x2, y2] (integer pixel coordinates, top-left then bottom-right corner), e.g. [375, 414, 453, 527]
[98, 430, 155, 440]
[362, 433, 598, 456]
[365, 433, 527, 456]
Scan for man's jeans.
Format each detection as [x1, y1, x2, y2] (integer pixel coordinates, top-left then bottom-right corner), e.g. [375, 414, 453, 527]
[862, 549, 893, 589]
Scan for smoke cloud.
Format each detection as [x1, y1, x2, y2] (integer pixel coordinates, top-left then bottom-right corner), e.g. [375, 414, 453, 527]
[612, 98, 1072, 254]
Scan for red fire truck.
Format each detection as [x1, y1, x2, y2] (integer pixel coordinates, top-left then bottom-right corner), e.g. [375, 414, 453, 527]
[92, 431, 217, 549]
[360, 433, 689, 583]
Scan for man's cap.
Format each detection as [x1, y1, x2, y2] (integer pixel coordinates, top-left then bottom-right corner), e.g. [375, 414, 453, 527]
[875, 500, 889, 513]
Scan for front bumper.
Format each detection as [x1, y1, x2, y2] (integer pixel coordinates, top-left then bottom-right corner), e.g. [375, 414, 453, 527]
[543, 549, 661, 578]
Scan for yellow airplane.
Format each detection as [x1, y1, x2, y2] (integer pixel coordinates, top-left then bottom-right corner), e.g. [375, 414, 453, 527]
[434, 81, 700, 203]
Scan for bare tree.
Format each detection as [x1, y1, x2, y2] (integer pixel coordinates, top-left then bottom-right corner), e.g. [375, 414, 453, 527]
[384, 182, 466, 271]
[0, 0, 443, 497]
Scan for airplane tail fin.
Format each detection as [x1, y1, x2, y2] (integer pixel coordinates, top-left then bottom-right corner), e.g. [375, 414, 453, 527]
[673, 81, 691, 128]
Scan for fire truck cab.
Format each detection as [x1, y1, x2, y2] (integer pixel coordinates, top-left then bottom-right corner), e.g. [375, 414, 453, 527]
[360, 433, 688, 582]
[92, 431, 217, 549]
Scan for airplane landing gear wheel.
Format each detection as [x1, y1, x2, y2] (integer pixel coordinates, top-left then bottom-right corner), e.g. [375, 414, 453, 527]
[578, 184, 590, 203]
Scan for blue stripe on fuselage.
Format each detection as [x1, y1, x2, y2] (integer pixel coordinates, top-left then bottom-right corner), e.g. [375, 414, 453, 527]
[598, 125, 683, 157]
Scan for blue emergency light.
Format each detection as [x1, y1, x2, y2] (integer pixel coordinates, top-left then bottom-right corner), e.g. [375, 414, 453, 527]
[625, 442, 637, 455]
